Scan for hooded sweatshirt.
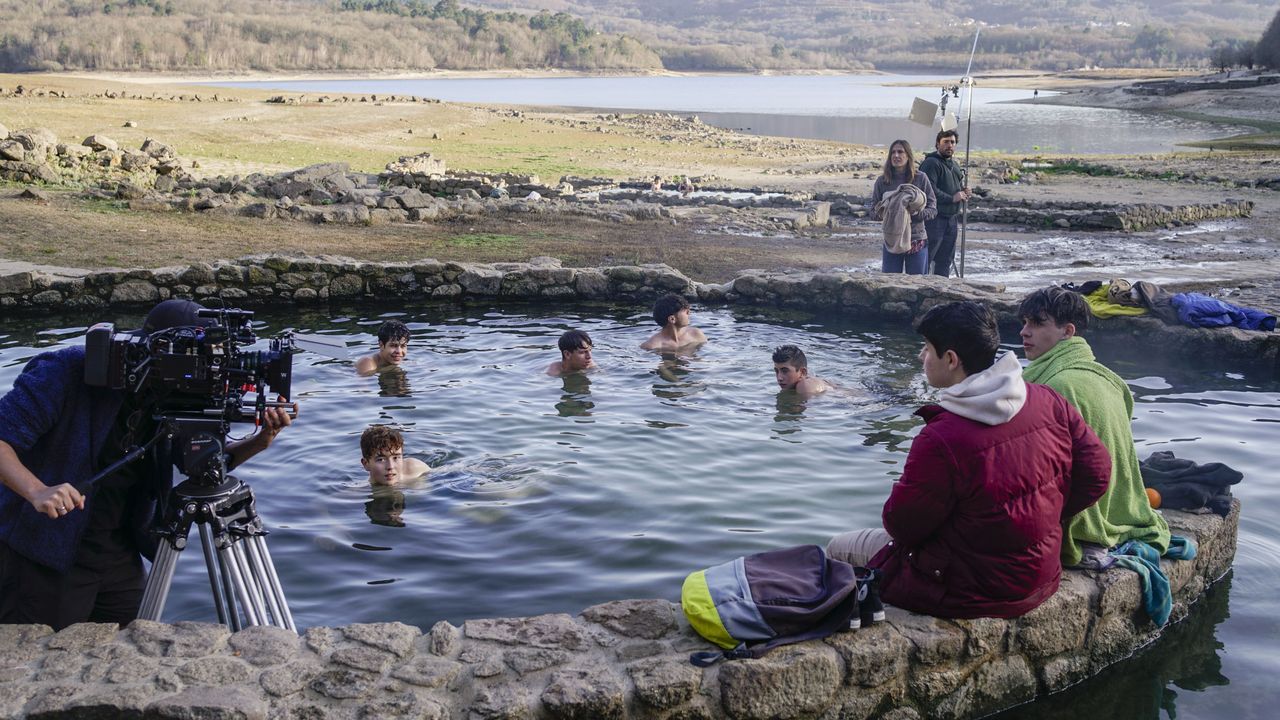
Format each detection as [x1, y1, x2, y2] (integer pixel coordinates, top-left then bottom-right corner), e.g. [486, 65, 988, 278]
[869, 351, 1112, 618]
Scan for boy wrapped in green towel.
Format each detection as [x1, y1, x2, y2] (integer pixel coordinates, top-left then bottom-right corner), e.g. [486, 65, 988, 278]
[1019, 287, 1170, 566]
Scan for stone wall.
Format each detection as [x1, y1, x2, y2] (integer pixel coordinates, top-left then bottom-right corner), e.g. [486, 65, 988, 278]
[0, 504, 1239, 719]
[1, 257, 1276, 370]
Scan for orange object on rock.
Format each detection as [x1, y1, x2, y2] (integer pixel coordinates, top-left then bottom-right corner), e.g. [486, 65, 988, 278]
[1146, 487, 1162, 509]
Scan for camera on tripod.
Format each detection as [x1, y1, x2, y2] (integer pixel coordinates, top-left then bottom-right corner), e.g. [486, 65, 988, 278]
[83, 306, 297, 423]
[81, 305, 303, 631]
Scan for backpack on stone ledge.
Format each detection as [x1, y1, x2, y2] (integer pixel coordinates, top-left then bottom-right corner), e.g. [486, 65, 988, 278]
[680, 544, 861, 666]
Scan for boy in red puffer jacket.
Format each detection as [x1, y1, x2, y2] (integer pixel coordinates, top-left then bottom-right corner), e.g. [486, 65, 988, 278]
[828, 301, 1111, 618]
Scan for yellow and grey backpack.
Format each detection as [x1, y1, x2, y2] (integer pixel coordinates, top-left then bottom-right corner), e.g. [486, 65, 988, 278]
[681, 544, 859, 666]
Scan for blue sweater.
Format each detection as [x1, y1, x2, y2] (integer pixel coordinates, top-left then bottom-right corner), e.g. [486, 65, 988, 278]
[0, 346, 128, 572]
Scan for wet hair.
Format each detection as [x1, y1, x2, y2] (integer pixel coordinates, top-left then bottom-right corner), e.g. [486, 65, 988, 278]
[558, 329, 593, 354]
[652, 293, 690, 327]
[377, 320, 410, 346]
[881, 139, 917, 184]
[360, 425, 404, 459]
[935, 129, 960, 144]
[771, 344, 808, 370]
[1018, 287, 1090, 333]
[915, 301, 1000, 375]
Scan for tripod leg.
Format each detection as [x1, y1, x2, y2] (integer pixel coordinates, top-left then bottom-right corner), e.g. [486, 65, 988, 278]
[198, 524, 233, 628]
[232, 541, 271, 623]
[138, 541, 181, 621]
[219, 544, 265, 626]
[246, 535, 295, 631]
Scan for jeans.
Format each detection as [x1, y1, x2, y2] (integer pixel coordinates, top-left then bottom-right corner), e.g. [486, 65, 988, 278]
[881, 246, 928, 275]
[827, 528, 892, 567]
[926, 214, 960, 276]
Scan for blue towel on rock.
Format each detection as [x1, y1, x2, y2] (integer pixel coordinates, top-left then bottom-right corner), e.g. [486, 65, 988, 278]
[1109, 535, 1197, 626]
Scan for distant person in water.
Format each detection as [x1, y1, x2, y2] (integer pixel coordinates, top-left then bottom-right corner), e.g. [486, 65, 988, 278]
[650, 175, 663, 191]
[546, 329, 597, 376]
[869, 139, 936, 275]
[641, 294, 707, 351]
[361, 425, 429, 487]
[356, 320, 410, 375]
[678, 175, 695, 195]
[772, 345, 831, 398]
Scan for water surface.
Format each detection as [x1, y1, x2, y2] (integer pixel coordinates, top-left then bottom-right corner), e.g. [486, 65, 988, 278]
[207, 74, 1253, 154]
[1, 302, 1276, 719]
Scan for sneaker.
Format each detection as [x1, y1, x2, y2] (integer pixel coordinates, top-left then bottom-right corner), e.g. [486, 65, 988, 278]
[855, 567, 885, 626]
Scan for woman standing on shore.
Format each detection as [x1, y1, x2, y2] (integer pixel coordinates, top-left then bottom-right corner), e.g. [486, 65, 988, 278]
[869, 140, 936, 275]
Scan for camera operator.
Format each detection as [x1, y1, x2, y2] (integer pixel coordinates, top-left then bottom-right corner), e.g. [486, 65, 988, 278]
[0, 299, 297, 630]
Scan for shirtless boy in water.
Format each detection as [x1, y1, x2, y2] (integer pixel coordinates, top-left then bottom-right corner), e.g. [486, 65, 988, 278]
[361, 425, 429, 487]
[640, 294, 707, 351]
[772, 345, 832, 398]
[546, 329, 597, 376]
[355, 320, 410, 375]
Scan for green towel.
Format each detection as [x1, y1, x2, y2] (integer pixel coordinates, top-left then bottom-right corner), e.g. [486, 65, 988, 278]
[1023, 337, 1170, 566]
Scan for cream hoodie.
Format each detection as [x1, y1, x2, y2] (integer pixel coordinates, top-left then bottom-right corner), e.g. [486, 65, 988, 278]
[937, 351, 1027, 426]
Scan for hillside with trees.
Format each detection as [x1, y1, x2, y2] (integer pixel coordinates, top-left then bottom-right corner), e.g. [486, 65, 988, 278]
[0, 0, 660, 72]
[470, 0, 1277, 71]
[0, 0, 1274, 74]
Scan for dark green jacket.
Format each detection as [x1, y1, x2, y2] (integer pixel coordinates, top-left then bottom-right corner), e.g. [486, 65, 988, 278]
[919, 151, 966, 217]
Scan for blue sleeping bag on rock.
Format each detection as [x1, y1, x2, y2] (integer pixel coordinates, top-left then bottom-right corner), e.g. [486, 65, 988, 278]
[1170, 292, 1276, 331]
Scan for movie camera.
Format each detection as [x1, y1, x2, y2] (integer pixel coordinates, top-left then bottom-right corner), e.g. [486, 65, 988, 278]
[82, 306, 303, 631]
[84, 306, 297, 425]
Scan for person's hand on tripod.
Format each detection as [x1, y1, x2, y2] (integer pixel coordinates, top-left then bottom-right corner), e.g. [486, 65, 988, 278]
[1, 440, 85, 519]
[30, 483, 85, 519]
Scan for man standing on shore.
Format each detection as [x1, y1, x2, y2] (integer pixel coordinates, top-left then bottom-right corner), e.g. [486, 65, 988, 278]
[920, 130, 971, 277]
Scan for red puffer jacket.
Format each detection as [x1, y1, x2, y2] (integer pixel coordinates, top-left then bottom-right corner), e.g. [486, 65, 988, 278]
[870, 383, 1111, 618]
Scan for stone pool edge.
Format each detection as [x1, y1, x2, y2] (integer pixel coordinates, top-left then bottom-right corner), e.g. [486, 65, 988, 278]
[0, 503, 1239, 719]
[1, 255, 1275, 371]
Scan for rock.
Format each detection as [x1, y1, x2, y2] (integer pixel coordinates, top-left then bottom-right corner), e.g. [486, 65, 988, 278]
[258, 660, 322, 697]
[108, 281, 160, 304]
[719, 644, 841, 719]
[505, 648, 571, 675]
[228, 626, 301, 666]
[384, 152, 446, 174]
[329, 273, 364, 297]
[331, 645, 398, 673]
[581, 599, 678, 640]
[48, 623, 119, 652]
[176, 656, 255, 685]
[427, 620, 460, 656]
[309, 668, 379, 700]
[18, 187, 51, 203]
[463, 614, 590, 651]
[116, 181, 146, 200]
[627, 657, 701, 709]
[11, 127, 58, 155]
[128, 620, 229, 658]
[471, 684, 533, 720]
[82, 134, 119, 152]
[123, 120, 138, 127]
[145, 685, 267, 720]
[389, 656, 463, 688]
[540, 667, 626, 720]
[0, 140, 23, 161]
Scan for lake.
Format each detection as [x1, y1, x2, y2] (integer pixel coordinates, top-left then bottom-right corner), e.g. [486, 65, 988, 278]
[207, 74, 1254, 154]
[1, 300, 1276, 719]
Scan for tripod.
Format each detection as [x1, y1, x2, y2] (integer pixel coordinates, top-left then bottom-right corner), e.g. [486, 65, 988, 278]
[135, 416, 296, 631]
